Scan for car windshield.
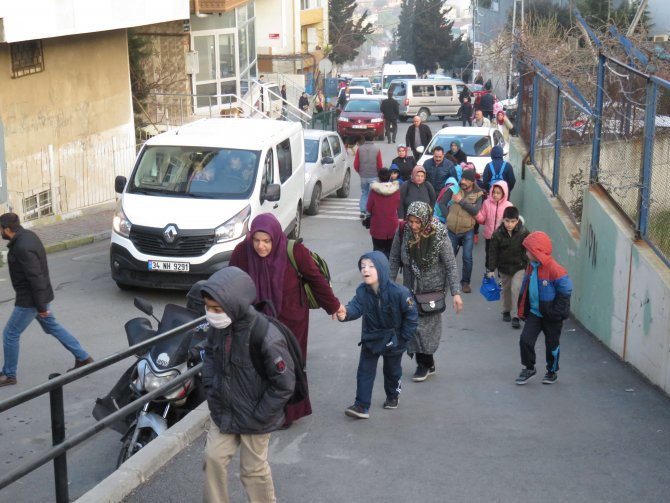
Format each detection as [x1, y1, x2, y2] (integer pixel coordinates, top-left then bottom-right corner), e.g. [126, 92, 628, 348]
[344, 100, 381, 113]
[426, 134, 492, 157]
[349, 88, 366, 95]
[304, 139, 319, 163]
[351, 79, 371, 88]
[129, 146, 260, 199]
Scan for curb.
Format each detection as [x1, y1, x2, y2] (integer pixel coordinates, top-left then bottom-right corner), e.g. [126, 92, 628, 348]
[76, 403, 210, 503]
[44, 231, 111, 254]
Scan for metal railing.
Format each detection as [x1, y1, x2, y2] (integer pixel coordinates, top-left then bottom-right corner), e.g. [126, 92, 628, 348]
[0, 315, 205, 503]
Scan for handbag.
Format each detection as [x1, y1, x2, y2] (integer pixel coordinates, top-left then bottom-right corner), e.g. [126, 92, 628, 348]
[414, 291, 447, 316]
[479, 275, 501, 301]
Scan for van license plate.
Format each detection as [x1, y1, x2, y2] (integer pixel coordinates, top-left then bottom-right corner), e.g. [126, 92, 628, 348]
[148, 261, 190, 272]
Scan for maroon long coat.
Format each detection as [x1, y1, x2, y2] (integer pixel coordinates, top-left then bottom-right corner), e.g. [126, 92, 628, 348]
[229, 239, 341, 423]
[366, 181, 401, 240]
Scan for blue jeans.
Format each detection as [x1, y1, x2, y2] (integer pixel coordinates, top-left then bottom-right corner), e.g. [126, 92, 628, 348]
[355, 347, 403, 408]
[448, 229, 475, 285]
[359, 176, 376, 213]
[2, 305, 89, 378]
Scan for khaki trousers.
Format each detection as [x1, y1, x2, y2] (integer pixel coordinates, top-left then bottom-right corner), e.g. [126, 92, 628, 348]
[500, 269, 525, 317]
[203, 426, 276, 503]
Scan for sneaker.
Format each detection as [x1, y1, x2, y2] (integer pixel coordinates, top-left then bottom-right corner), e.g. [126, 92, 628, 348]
[515, 368, 537, 385]
[383, 396, 399, 409]
[502, 312, 512, 322]
[542, 371, 558, 384]
[412, 366, 429, 382]
[359, 212, 366, 219]
[461, 283, 472, 294]
[427, 366, 436, 376]
[511, 317, 521, 329]
[345, 404, 370, 419]
[0, 374, 17, 387]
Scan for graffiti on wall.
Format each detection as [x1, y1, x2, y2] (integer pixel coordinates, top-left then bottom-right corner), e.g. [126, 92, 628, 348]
[586, 223, 598, 268]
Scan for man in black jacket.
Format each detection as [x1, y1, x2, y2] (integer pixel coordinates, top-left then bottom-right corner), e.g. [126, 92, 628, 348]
[380, 90, 400, 143]
[0, 213, 93, 387]
[201, 267, 295, 503]
[406, 116, 433, 160]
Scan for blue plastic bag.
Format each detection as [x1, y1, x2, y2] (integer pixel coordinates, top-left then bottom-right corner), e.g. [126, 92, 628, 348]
[479, 275, 501, 302]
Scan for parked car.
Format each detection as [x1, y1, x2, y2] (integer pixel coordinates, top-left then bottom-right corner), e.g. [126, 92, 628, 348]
[336, 95, 385, 142]
[303, 130, 351, 215]
[349, 77, 373, 94]
[347, 86, 368, 97]
[418, 126, 508, 174]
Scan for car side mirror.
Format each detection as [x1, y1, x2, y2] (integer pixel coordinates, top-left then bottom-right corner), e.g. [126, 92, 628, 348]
[322, 156, 334, 165]
[115, 175, 127, 194]
[264, 183, 281, 202]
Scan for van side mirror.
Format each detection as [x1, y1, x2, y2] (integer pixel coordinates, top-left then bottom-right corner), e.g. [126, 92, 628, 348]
[264, 183, 281, 202]
[115, 175, 127, 194]
[322, 156, 334, 165]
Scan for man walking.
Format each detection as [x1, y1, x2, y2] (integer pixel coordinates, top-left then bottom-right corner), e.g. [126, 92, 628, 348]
[380, 90, 400, 144]
[405, 116, 432, 160]
[422, 146, 456, 193]
[472, 109, 491, 128]
[0, 213, 93, 386]
[354, 133, 383, 218]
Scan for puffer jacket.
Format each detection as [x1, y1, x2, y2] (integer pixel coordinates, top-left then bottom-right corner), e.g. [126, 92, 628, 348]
[517, 232, 572, 322]
[343, 251, 418, 355]
[475, 180, 512, 239]
[201, 267, 295, 434]
[6, 227, 54, 312]
[489, 219, 529, 275]
[367, 180, 401, 240]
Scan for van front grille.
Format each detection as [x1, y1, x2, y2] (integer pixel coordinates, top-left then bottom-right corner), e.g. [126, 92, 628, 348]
[129, 225, 215, 257]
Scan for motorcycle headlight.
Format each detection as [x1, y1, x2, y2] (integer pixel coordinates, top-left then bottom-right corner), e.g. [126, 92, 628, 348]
[142, 367, 179, 393]
[214, 205, 251, 243]
[112, 203, 132, 238]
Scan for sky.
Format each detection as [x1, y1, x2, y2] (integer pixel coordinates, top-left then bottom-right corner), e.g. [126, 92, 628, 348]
[647, 0, 670, 36]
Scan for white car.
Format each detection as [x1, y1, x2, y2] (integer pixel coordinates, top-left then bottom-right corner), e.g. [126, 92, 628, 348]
[418, 126, 508, 175]
[303, 130, 351, 215]
[347, 86, 368, 97]
[349, 78, 373, 94]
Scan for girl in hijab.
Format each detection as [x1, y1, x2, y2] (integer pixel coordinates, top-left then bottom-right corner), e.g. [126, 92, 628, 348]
[496, 111, 514, 142]
[229, 213, 344, 426]
[399, 165, 436, 219]
[389, 201, 463, 381]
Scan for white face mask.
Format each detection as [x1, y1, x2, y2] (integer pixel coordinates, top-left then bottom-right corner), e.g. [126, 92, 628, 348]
[206, 311, 232, 329]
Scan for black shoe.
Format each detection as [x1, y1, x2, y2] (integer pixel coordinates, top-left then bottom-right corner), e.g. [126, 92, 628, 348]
[345, 404, 370, 419]
[412, 366, 429, 382]
[427, 366, 436, 377]
[383, 396, 399, 409]
[515, 368, 536, 385]
[511, 317, 521, 329]
[503, 312, 511, 322]
[542, 371, 558, 384]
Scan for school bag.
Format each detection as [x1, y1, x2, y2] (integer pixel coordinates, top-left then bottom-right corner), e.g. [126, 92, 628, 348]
[249, 301, 308, 405]
[488, 160, 508, 185]
[287, 238, 332, 309]
[433, 180, 459, 223]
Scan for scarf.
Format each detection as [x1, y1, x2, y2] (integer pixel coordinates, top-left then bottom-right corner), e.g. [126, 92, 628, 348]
[244, 213, 288, 315]
[404, 201, 447, 280]
[496, 112, 506, 125]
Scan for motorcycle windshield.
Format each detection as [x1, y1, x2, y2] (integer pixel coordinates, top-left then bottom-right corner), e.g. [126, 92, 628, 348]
[149, 304, 201, 370]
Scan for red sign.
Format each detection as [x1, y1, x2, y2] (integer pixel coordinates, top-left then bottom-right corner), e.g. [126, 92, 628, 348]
[269, 33, 280, 39]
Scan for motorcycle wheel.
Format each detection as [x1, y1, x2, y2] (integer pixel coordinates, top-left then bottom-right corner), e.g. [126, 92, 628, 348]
[116, 429, 158, 468]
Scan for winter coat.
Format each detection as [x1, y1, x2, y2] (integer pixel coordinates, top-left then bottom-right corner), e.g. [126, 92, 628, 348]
[380, 98, 400, 121]
[423, 157, 456, 194]
[517, 232, 572, 322]
[480, 92, 494, 113]
[489, 220, 529, 275]
[391, 155, 416, 181]
[475, 180, 512, 239]
[367, 180, 401, 240]
[201, 267, 295, 434]
[6, 227, 54, 312]
[399, 180, 436, 218]
[343, 251, 418, 355]
[405, 123, 433, 159]
[496, 116, 514, 142]
[440, 184, 484, 235]
[482, 145, 516, 195]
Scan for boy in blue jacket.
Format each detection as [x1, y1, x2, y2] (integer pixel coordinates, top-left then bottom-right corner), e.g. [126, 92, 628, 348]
[338, 251, 418, 418]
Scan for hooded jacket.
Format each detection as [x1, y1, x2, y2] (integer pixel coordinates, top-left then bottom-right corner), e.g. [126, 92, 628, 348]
[517, 232, 572, 322]
[6, 227, 54, 312]
[475, 180, 513, 239]
[449, 140, 468, 164]
[489, 219, 529, 275]
[201, 267, 295, 434]
[482, 145, 515, 194]
[343, 251, 418, 355]
[367, 180, 401, 240]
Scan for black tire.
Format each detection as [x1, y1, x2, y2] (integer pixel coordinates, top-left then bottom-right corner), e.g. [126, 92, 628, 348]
[117, 429, 158, 468]
[337, 169, 351, 198]
[305, 184, 322, 215]
[287, 205, 302, 239]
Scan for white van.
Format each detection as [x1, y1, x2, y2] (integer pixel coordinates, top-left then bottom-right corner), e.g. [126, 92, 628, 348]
[110, 118, 304, 290]
[381, 61, 418, 93]
[388, 78, 467, 122]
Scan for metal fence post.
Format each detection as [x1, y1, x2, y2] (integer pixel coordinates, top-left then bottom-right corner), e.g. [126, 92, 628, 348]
[516, 61, 524, 138]
[530, 74, 540, 164]
[591, 54, 606, 182]
[552, 91, 563, 196]
[638, 81, 657, 236]
[48, 373, 68, 503]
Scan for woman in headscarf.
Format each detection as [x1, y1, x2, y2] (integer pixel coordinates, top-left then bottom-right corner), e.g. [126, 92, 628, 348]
[449, 140, 468, 164]
[495, 110, 514, 142]
[398, 165, 436, 219]
[229, 213, 344, 426]
[389, 201, 463, 381]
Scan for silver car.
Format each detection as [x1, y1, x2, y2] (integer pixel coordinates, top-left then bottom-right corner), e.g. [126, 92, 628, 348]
[303, 130, 351, 215]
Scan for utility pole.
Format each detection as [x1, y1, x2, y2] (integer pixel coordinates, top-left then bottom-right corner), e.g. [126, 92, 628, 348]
[507, 0, 518, 99]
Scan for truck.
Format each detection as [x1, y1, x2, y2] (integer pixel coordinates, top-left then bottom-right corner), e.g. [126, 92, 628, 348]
[381, 61, 418, 94]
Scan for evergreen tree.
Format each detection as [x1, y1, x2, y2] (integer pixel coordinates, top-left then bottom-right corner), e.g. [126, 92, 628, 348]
[328, 0, 375, 65]
[397, 0, 415, 63]
[412, 0, 457, 74]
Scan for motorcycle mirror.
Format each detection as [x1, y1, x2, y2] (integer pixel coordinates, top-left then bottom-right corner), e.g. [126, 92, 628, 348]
[134, 297, 155, 317]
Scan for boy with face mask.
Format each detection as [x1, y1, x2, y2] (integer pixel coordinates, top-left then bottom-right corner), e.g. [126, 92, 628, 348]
[200, 267, 295, 503]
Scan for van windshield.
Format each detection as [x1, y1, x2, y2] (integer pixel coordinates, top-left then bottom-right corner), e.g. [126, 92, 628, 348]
[129, 146, 260, 199]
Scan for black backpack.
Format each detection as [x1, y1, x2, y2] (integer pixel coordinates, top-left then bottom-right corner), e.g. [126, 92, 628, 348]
[249, 302, 308, 405]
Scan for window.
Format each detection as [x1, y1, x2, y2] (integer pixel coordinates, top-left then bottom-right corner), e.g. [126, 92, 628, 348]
[23, 189, 52, 220]
[10, 41, 44, 78]
[277, 139, 293, 183]
[412, 85, 435, 97]
[320, 139, 332, 159]
[435, 84, 451, 97]
[328, 135, 342, 157]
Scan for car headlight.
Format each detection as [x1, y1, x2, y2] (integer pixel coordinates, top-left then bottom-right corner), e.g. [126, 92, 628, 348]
[112, 203, 132, 238]
[214, 205, 251, 243]
[338, 117, 348, 123]
[370, 118, 384, 123]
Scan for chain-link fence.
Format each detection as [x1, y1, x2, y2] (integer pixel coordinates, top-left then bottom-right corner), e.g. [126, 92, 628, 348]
[532, 77, 559, 188]
[519, 65, 534, 147]
[648, 83, 670, 261]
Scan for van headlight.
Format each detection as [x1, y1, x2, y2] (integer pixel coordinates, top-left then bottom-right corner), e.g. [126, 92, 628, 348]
[112, 205, 132, 238]
[215, 205, 251, 243]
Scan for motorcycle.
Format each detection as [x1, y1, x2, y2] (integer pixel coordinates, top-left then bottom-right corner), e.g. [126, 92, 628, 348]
[93, 284, 208, 467]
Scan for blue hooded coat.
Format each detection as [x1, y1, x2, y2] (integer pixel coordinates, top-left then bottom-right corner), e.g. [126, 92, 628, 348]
[482, 145, 516, 194]
[343, 251, 418, 355]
